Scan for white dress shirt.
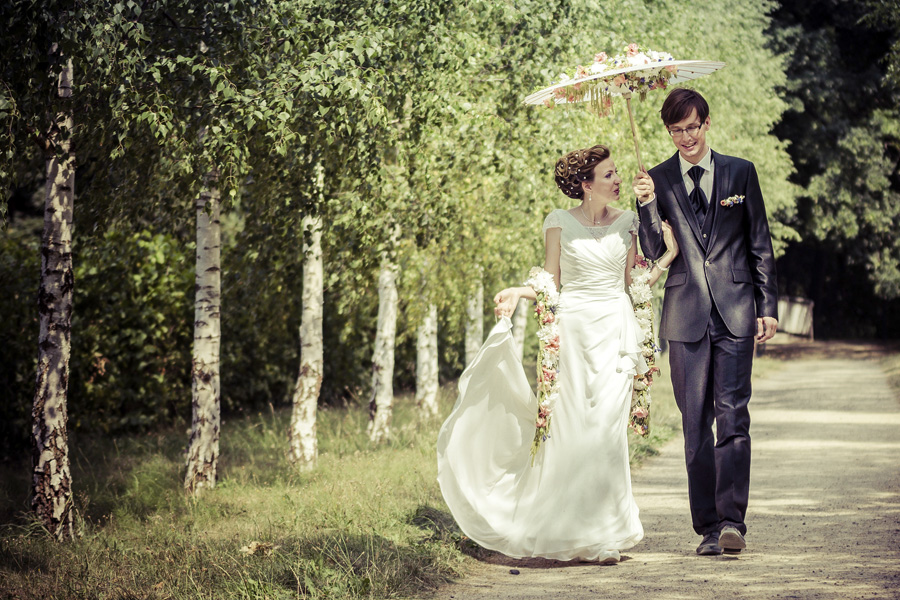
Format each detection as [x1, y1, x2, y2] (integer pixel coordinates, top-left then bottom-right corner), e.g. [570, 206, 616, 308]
[638, 148, 715, 207]
[679, 149, 714, 206]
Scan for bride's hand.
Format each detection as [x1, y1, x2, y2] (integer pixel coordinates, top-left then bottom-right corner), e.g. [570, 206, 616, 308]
[662, 221, 679, 257]
[493, 288, 521, 318]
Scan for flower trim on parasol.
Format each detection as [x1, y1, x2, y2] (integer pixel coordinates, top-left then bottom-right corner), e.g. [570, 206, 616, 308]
[541, 44, 678, 114]
[628, 255, 660, 437]
[524, 267, 561, 465]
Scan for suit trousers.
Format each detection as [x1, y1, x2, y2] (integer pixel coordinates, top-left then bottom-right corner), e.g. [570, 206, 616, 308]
[668, 307, 754, 536]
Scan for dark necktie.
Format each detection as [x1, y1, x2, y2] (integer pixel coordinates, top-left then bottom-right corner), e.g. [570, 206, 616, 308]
[688, 165, 708, 227]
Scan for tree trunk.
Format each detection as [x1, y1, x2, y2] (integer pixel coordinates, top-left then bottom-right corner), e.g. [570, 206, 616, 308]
[368, 242, 399, 443]
[184, 176, 221, 495]
[289, 213, 323, 469]
[31, 54, 75, 541]
[512, 297, 528, 362]
[464, 270, 484, 367]
[415, 303, 439, 419]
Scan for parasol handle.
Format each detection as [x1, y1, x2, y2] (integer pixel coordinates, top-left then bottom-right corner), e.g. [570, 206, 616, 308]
[623, 93, 644, 173]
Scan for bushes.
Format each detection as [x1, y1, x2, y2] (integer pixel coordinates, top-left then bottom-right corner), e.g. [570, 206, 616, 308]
[0, 229, 194, 455]
[0, 231, 40, 459]
[68, 230, 195, 431]
[0, 221, 469, 455]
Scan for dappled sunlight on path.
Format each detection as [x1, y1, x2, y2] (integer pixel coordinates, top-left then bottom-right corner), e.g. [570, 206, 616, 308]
[427, 351, 900, 600]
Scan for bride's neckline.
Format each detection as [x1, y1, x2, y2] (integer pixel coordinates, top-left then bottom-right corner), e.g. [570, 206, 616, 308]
[563, 207, 628, 229]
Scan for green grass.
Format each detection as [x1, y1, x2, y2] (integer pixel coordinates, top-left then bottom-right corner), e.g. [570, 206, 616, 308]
[2, 352, 763, 600]
[1, 391, 467, 600]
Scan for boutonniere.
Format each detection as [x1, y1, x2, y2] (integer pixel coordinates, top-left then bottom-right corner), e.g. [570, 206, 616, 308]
[720, 195, 745, 207]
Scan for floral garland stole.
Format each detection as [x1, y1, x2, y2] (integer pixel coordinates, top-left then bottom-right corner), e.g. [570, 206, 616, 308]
[524, 258, 658, 465]
[523, 267, 560, 465]
[628, 255, 660, 436]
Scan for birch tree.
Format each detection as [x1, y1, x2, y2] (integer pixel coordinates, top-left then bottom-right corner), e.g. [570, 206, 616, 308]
[512, 297, 529, 362]
[464, 269, 485, 367]
[184, 177, 221, 494]
[289, 211, 323, 468]
[368, 227, 400, 443]
[102, 2, 304, 492]
[31, 51, 75, 541]
[415, 303, 440, 418]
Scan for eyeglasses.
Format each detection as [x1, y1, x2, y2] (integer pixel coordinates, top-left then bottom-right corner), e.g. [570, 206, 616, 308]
[667, 125, 703, 138]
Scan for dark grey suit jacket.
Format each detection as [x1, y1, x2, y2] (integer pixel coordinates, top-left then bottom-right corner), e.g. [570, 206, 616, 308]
[637, 150, 778, 342]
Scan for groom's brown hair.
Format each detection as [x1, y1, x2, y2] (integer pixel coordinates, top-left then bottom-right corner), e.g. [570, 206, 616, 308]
[660, 89, 710, 127]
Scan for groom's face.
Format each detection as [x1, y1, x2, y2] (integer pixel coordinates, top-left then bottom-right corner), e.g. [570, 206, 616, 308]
[668, 108, 710, 165]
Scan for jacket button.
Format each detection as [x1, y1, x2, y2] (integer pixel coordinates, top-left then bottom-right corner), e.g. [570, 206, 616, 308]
[705, 260, 711, 266]
[703, 233, 707, 238]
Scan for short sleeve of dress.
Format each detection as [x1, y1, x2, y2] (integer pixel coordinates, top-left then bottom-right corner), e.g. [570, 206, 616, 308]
[618, 210, 639, 247]
[542, 210, 563, 234]
[630, 211, 640, 235]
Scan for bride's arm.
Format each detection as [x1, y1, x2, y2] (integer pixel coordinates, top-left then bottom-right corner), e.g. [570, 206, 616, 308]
[493, 227, 561, 318]
[543, 227, 562, 289]
[493, 286, 535, 318]
[627, 222, 679, 288]
[646, 222, 679, 286]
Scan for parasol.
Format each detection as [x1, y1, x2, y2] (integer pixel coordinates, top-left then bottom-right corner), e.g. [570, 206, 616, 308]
[524, 46, 725, 171]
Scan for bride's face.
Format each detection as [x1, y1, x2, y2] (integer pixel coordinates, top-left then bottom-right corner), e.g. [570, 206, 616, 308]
[586, 157, 621, 203]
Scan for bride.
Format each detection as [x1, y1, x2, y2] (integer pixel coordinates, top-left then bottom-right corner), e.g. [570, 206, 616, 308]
[437, 144, 678, 563]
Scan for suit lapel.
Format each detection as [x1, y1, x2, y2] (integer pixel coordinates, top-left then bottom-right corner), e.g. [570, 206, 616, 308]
[664, 154, 705, 246]
[707, 151, 730, 250]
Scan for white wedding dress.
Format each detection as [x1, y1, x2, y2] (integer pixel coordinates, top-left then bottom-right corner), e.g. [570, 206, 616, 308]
[437, 209, 648, 561]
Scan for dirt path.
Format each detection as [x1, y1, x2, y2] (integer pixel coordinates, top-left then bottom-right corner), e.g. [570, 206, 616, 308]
[426, 350, 900, 600]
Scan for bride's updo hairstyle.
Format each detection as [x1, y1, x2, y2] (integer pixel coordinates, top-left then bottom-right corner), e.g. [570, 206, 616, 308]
[554, 145, 611, 200]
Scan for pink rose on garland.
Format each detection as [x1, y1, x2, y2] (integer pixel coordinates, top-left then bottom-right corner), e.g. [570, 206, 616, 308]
[594, 52, 607, 63]
[626, 43, 640, 56]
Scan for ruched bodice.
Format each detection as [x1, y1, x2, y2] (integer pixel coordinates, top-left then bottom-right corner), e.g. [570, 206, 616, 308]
[545, 209, 637, 297]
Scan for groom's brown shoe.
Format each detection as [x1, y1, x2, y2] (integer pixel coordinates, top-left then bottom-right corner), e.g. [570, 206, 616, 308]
[719, 526, 746, 554]
[696, 533, 722, 556]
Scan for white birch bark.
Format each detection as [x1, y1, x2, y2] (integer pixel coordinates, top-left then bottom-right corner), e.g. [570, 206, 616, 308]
[415, 303, 440, 419]
[512, 297, 529, 362]
[184, 176, 221, 495]
[289, 212, 323, 469]
[368, 239, 399, 443]
[31, 54, 75, 541]
[464, 271, 484, 367]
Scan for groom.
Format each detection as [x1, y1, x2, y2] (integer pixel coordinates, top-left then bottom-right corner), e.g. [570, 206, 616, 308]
[633, 88, 778, 556]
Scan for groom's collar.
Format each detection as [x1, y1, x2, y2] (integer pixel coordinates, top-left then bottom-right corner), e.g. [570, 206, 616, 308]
[678, 148, 713, 176]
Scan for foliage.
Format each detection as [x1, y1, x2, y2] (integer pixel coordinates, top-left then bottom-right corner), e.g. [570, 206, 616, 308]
[0, 230, 40, 459]
[0, 0, 801, 439]
[69, 230, 195, 431]
[769, 0, 900, 337]
[219, 212, 304, 410]
[0, 230, 193, 455]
